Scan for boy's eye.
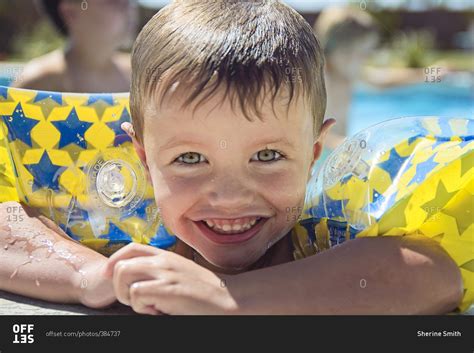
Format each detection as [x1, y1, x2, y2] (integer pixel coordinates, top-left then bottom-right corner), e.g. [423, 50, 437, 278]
[174, 149, 284, 166]
[176, 152, 206, 165]
[251, 149, 284, 162]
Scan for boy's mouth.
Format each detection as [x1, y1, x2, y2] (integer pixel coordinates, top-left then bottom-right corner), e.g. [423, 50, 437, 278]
[193, 216, 268, 245]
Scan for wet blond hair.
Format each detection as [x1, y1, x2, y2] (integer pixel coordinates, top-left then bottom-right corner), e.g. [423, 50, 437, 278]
[131, 0, 326, 144]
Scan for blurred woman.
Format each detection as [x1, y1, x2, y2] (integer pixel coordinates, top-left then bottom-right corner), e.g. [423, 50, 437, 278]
[14, 0, 137, 92]
[314, 6, 379, 143]
[314, 6, 425, 146]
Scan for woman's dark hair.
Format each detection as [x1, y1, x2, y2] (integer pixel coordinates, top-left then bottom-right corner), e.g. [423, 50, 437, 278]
[38, 0, 68, 36]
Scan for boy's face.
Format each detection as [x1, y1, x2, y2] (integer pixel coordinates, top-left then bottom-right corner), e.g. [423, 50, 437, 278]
[137, 87, 327, 272]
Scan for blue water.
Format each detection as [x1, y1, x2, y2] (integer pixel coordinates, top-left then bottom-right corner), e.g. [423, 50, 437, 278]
[0, 77, 11, 87]
[349, 78, 474, 135]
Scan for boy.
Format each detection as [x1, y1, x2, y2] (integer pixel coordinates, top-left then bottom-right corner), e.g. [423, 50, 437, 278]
[0, 0, 463, 314]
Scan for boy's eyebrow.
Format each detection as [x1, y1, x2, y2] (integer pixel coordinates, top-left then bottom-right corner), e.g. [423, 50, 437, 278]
[252, 137, 296, 150]
[159, 138, 205, 151]
[159, 136, 295, 151]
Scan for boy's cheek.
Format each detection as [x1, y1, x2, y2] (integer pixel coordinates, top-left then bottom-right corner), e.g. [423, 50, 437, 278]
[149, 167, 306, 223]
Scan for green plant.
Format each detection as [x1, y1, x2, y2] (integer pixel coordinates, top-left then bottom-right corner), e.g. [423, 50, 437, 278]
[392, 30, 435, 68]
[10, 20, 64, 61]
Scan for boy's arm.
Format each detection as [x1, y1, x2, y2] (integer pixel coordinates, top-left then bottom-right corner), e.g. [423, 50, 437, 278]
[228, 235, 463, 314]
[0, 202, 115, 308]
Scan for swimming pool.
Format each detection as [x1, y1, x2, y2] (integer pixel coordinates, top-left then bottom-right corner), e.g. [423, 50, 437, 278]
[349, 76, 474, 135]
[0, 77, 10, 87]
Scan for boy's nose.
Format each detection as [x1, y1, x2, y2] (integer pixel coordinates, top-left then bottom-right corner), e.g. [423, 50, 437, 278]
[205, 174, 256, 211]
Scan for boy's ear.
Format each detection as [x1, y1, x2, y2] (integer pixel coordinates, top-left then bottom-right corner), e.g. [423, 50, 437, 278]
[309, 119, 336, 173]
[121, 122, 149, 171]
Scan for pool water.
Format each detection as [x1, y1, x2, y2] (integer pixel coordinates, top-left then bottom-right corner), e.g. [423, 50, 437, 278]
[349, 77, 474, 135]
[0, 77, 10, 86]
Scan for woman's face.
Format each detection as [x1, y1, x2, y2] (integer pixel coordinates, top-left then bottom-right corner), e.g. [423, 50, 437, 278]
[62, 0, 137, 48]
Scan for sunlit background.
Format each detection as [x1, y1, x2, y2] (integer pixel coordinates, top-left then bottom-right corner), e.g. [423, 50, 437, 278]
[0, 0, 472, 134]
[0, 0, 472, 316]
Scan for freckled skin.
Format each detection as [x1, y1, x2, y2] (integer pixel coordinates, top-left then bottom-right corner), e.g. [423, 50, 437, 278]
[135, 88, 329, 273]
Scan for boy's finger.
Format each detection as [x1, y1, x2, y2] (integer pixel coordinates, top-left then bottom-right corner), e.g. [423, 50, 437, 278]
[112, 257, 163, 305]
[104, 243, 162, 278]
[130, 282, 164, 315]
[129, 280, 169, 315]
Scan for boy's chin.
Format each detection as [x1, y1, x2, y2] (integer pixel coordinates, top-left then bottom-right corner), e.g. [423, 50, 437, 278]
[201, 249, 266, 273]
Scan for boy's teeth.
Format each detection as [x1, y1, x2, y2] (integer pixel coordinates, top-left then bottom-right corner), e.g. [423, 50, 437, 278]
[202, 217, 262, 234]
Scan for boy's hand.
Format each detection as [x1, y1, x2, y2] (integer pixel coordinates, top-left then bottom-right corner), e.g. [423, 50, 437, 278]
[104, 243, 238, 315]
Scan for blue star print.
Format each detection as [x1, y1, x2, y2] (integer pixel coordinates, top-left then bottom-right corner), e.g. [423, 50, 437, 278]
[100, 222, 132, 242]
[407, 154, 438, 186]
[4, 103, 40, 147]
[51, 107, 93, 149]
[376, 148, 411, 181]
[106, 107, 132, 146]
[34, 91, 63, 105]
[25, 151, 66, 192]
[87, 94, 114, 106]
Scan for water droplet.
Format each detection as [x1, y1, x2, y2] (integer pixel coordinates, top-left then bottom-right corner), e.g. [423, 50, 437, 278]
[0, 224, 10, 231]
[35, 279, 40, 287]
[3, 244, 8, 250]
[10, 268, 18, 279]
